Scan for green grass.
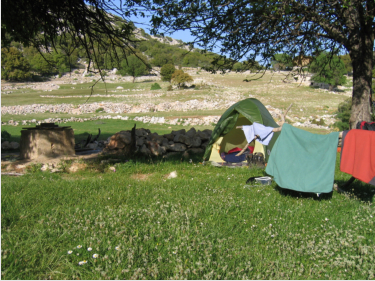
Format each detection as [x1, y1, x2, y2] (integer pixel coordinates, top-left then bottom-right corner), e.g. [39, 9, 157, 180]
[1, 154, 375, 279]
[0, 120, 215, 145]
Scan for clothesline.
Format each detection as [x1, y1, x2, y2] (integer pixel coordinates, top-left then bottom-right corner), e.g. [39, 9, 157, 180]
[235, 125, 344, 137]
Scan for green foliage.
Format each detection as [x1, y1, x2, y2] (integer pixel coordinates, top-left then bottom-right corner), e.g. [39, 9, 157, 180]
[30, 53, 54, 75]
[150, 83, 162, 90]
[309, 53, 347, 89]
[118, 55, 150, 83]
[339, 54, 352, 74]
[1, 47, 32, 81]
[2, 0, 140, 78]
[95, 107, 105, 113]
[1, 130, 11, 142]
[334, 98, 352, 130]
[160, 64, 176, 82]
[232, 62, 244, 72]
[171, 69, 193, 89]
[311, 118, 326, 126]
[271, 54, 293, 71]
[151, 53, 174, 67]
[167, 84, 173, 91]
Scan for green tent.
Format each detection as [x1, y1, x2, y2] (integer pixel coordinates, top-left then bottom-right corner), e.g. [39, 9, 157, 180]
[203, 98, 280, 163]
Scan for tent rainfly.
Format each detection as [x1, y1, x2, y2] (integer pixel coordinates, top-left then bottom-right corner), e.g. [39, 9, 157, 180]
[203, 98, 280, 163]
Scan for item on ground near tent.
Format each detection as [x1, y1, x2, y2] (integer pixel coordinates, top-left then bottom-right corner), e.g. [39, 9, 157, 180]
[255, 176, 272, 185]
[266, 123, 339, 194]
[340, 129, 375, 186]
[246, 176, 258, 184]
[247, 152, 265, 168]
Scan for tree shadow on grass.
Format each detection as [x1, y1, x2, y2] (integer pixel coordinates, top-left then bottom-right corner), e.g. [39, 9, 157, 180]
[334, 179, 375, 203]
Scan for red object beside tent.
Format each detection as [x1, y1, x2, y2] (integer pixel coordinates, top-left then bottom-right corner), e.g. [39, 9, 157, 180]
[340, 130, 375, 184]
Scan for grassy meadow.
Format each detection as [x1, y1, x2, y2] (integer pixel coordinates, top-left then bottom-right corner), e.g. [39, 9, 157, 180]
[1, 154, 375, 280]
[2, 70, 373, 280]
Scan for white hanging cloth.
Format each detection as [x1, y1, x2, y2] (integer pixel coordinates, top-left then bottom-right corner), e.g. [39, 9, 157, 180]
[242, 122, 274, 145]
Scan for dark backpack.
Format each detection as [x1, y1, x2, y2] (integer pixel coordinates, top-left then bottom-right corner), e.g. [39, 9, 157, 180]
[356, 121, 375, 131]
[247, 152, 265, 168]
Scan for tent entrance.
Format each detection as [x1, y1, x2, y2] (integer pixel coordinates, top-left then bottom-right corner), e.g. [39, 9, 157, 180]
[221, 115, 251, 153]
[208, 114, 265, 163]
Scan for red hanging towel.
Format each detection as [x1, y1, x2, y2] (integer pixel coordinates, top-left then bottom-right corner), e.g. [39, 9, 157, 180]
[340, 129, 375, 185]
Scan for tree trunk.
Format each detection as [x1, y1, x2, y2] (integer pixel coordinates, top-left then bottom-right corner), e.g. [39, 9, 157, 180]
[348, 26, 374, 129]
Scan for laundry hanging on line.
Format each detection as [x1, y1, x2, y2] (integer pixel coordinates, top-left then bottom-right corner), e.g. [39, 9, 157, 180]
[340, 129, 375, 186]
[265, 123, 339, 194]
[242, 122, 274, 145]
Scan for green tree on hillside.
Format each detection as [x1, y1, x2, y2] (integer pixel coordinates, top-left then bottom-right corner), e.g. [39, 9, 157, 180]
[171, 69, 193, 89]
[1, 47, 32, 81]
[118, 55, 150, 83]
[309, 53, 347, 90]
[30, 53, 54, 75]
[160, 64, 176, 82]
[232, 62, 244, 72]
[151, 53, 174, 67]
[2, 0, 143, 76]
[271, 54, 294, 71]
[151, 0, 374, 128]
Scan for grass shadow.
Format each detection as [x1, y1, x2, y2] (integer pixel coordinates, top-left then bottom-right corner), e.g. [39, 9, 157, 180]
[274, 185, 333, 200]
[335, 178, 375, 203]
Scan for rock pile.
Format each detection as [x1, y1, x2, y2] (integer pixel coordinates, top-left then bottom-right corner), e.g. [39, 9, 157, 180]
[0, 99, 232, 115]
[103, 127, 212, 158]
[1, 141, 20, 150]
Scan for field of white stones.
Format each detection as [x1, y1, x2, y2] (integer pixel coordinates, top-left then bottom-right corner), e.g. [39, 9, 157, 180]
[1, 68, 352, 132]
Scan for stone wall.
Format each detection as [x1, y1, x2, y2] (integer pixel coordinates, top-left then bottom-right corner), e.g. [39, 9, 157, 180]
[103, 127, 212, 158]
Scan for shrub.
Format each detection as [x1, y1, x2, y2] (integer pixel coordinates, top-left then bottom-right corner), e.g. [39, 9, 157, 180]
[311, 118, 326, 126]
[171, 69, 193, 89]
[150, 83, 162, 90]
[95, 107, 105, 113]
[167, 85, 173, 91]
[160, 64, 176, 82]
[334, 98, 352, 130]
[1, 130, 11, 142]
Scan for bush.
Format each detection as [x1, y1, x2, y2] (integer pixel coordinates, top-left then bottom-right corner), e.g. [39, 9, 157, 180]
[1, 130, 11, 142]
[95, 107, 105, 113]
[160, 64, 176, 82]
[167, 85, 173, 91]
[334, 98, 352, 131]
[171, 69, 193, 89]
[150, 83, 162, 90]
[311, 118, 326, 126]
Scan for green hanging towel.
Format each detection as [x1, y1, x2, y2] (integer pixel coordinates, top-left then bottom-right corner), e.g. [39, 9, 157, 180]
[266, 123, 339, 193]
